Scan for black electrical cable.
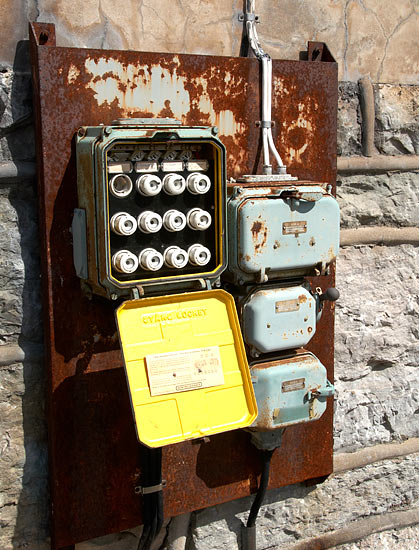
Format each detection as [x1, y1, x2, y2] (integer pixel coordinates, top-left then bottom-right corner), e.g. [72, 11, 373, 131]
[137, 446, 164, 550]
[247, 448, 275, 528]
[242, 448, 276, 550]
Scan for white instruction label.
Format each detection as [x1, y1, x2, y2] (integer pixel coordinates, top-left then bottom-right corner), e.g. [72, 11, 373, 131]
[145, 346, 224, 396]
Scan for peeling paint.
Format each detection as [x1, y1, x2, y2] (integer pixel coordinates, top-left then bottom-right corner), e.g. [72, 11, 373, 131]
[81, 57, 245, 138]
[67, 64, 80, 84]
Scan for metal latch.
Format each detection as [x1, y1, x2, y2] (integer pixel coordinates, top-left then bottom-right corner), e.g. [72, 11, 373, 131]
[307, 380, 334, 419]
[307, 380, 335, 401]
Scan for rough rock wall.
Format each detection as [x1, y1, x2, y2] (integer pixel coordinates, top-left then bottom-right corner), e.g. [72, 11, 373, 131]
[0, 1, 418, 83]
[0, 3, 418, 550]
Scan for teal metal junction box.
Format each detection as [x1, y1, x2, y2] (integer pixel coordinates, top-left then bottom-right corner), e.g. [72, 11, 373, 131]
[226, 184, 340, 285]
[240, 284, 319, 357]
[249, 351, 334, 431]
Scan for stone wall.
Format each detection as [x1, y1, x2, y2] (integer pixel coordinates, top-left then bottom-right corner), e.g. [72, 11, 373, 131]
[0, 1, 418, 83]
[0, 2, 418, 549]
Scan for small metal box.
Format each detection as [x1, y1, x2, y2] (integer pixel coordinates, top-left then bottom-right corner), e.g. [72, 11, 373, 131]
[226, 184, 340, 284]
[250, 351, 334, 431]
[241, 285, 317, 356]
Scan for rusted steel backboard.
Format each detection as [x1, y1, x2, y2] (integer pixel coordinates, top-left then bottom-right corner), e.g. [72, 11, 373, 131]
[29, 22, 338, 549]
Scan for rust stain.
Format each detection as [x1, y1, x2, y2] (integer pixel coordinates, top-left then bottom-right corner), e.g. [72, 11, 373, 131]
[308, 327, 313, 333]
[252, 397, 274, 430]
[252, 355, 309, 371]
[298, 294, 307, 303]
[328, 246, 336, 262]
[158, 99, 175, 118]
[251, 219, 268, 253]
[251, 220, 262, 236]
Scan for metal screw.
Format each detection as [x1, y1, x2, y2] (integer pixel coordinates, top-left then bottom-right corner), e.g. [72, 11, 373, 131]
[110, 293, 118, 300]
[212, 126, 219, 135]
[104, 126, 113, 136]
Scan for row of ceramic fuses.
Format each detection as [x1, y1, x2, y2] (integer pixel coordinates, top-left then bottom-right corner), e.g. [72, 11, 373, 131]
[107, 155, 209, 175]
[110, 207, 211, 236]
[112, 244, 211, 274]
[109, 172, 211, 198]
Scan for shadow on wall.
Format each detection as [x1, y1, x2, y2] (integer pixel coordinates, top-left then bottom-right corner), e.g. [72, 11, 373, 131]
[190, 479, 318, 549]
[4, 40, 50, 549]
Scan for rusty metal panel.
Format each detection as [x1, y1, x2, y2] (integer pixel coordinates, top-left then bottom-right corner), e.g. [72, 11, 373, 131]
[29, 22, 337, 549]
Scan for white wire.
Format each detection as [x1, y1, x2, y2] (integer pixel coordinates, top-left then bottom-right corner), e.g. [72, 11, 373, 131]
[267, 129, 284, 167]
[245, 1, 284, 172]
[261, 56, 271, 171]
[262, 128, 270, 168]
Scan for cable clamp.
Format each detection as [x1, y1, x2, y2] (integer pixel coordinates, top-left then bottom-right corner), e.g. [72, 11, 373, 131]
[255, 121, 275, 128]
[135, 480, 167, 495]
[238, 12, 260, 23]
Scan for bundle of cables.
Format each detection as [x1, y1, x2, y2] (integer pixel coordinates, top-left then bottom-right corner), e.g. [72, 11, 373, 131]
[137, 446, 164, 550]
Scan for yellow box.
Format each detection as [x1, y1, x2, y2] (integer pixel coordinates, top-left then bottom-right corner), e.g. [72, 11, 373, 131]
[116, 289, 257, 447]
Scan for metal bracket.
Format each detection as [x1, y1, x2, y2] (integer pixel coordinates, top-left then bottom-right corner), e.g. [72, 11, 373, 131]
[135, 480, 167, 495]
[128, 278, 211, 299]
[111, 118, 181, 127]
[238, 12, 260, 23]
[71, 209, 88, 279]
[307, 42, 336, 63]
[255, 120, 275, 128]
[131, 285, 145, 300]
[29, 22, 56, 47]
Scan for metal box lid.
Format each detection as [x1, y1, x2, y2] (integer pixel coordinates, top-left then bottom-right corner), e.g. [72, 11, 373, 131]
[115, 289, 257, 447]
[250, 351, 333, 430]
[242, 285, 317, 356]
[227, 185, 340, 283]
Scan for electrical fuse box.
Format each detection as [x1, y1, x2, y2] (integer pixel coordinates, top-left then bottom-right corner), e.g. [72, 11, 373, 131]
[249, 351, 334, 432]
[73, 118, 226, 298]
[240, 285, 318, 357]
[226, 183, 340, 285]
[73, 118, 258, 447]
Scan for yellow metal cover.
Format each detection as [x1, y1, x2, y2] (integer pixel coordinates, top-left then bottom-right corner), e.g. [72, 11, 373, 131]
[115, 289, 257, 447]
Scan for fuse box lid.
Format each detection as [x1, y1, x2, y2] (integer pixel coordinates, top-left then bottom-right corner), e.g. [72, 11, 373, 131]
[115, 289, 257, 447]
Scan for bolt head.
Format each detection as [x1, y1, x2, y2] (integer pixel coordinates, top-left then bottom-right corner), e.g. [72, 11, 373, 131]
[212, 126, 219, 135]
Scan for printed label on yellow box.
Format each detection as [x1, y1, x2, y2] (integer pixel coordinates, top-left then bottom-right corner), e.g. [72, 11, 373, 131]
[146, 346, 224, 396]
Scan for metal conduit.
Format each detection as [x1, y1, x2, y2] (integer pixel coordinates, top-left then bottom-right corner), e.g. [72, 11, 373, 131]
[284, 508, 419, 550]
[340, 226, 419, 246]
[0, 160, 37, 182]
